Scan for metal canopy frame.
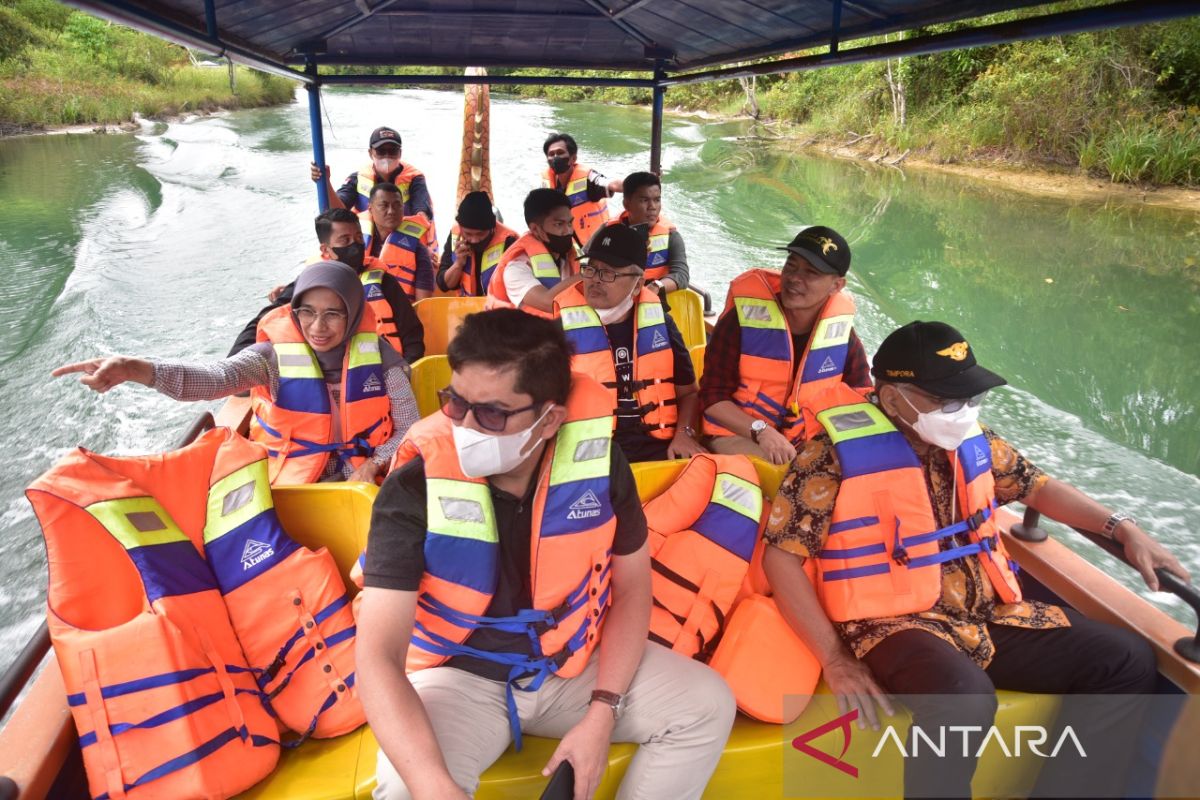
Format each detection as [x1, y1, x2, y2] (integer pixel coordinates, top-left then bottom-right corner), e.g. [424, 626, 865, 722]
[58, 0, 1200, 206]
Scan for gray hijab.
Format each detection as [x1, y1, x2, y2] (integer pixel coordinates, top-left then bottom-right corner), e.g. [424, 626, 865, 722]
[290, 260, 364, 383]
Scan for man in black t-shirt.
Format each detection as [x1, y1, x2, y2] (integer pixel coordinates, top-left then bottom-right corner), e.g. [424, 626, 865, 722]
[559, 223, 707, 463]
[357, 310, 733, 800]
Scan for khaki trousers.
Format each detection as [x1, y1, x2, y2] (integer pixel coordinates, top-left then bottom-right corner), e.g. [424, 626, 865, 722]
[707, 434, 769, 460]
[373, 642, 735, 800]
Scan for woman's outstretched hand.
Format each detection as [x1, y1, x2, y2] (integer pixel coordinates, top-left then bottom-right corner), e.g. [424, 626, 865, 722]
[52, 356, 154, 393]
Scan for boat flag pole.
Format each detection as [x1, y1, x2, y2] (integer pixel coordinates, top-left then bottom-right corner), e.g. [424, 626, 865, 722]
[649, 60, 665, 175]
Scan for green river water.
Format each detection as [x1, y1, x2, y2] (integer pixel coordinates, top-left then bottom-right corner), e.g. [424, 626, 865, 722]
[0, 87, 1197, 675]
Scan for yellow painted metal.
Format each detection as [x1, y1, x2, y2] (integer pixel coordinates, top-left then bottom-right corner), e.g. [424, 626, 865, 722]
[413, 296, 487, 356]
[690, 342, 705, 382]
[666, 288, 706, 350]
[411, 354, 452, 418]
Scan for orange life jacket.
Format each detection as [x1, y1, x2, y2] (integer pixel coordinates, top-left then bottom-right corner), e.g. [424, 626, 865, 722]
[359, 263, 403, 354]
[352, 163, 438, 254]
[393, 375, 616, 748]
[556, 283, 677, 440]
[485, 231, 579, 320]
[25, 429, 365, 799]
[612, 212, 675, 282]
[448, 222, 519, 297]
[811, 383, 1022, 622]
[543, 163, 609, 242]
[353, 162, 424, 213]
[708, 593, 822, 724]
[701, 270, 858, 443]
[251, 305, 393, 485]
[641, 454, 763, 660]
[360, 211, 432, 301]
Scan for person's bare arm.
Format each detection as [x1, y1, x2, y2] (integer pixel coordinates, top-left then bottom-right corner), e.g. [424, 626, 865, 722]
[357, 588, 470, 800]
[1025, 478, 1190, 591]
[763, 545, 893, 729]
[519, 274, 584, 315]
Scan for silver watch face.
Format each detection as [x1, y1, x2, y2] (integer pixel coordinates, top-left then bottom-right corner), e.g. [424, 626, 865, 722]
[751, 420, 767, 433]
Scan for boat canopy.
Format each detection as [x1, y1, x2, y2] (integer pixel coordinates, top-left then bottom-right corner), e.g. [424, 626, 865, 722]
[62, 0, 1198, 85]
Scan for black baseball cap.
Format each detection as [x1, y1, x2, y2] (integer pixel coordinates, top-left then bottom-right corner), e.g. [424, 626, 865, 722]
[871, 321, 1007, 399]
[585, 224, 647, 269]
[778, 225, 851, 276]
[369, 127, 402, 149]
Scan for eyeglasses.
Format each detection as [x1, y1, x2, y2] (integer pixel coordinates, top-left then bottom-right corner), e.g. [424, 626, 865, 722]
[581, 265, 640, 283]
[294, 307, 348, 326]
[373, 145, 400, 157]
[437, 387, 539, 432]
[902, 386, 988, 413]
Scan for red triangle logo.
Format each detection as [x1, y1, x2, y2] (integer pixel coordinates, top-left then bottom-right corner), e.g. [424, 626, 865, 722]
[791, 708, 859, 778]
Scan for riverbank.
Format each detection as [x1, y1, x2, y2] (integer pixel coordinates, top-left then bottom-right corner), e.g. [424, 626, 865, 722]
[0, 0, 294, 133]
[754, 123, 1200, 215]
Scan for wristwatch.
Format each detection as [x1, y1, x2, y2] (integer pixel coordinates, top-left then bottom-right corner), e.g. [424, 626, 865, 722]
[1102, 512, 1135, 540]
[682, 425, 697, 440]
[749, 419, 768, 444]
[590, 689, 626, 720]
[649, 279, 664, 293]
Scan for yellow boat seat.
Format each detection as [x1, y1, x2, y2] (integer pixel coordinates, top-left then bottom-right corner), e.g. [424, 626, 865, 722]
[235, 468, 1058, 800]
[666, 288, 706, 350]
[410, 354, 451, 418]
[690, 342, 705, 382]
[414, 295, 487, 356]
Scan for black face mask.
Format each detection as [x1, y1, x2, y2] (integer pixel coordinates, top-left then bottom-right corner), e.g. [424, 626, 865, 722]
[331, 242, 365, 272]
[548, 156, 571, 175]
[546, 232, 575, 256]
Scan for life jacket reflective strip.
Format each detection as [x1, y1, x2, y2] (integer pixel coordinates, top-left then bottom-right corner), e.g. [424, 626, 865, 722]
[359, 268, 403, 354]
[393, 374, 616, 749]
[701, 269, 857, 444]
[354, 164, 440, 256]
[360, 212, 431, 301]
[251, 305, 393, 485]
[449, 222, 519, 297]
[200, 432, 364, 739]
[543, 164, 609, 241]
[23, 429, 367, 798]
[812, 384, 1022, 622]
[485, 231, 579, 320]
[613, 212, 676, 281]
[556, 283, 677, 439]
[641, 454, 762, 660]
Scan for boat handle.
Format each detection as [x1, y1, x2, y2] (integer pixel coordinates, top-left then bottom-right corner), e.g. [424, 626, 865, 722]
[1012, 507, 1200, 664]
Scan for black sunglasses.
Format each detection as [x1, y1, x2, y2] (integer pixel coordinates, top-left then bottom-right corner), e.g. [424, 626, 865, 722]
[437, 387, 539, 433]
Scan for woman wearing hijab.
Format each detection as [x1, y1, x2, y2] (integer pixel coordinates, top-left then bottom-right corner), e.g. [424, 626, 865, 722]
[53, 261, 419, 486]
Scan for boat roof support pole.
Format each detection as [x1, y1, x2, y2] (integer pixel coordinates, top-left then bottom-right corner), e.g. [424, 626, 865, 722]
[306, 61, 329, 213]
[649, 61, 666, 175]
[202, 0, 217, 39]
[829, 0, 843, 54]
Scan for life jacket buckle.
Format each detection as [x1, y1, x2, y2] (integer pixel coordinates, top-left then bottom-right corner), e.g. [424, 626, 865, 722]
[966, 509, 987, 531]
[892, 545, 910, 566]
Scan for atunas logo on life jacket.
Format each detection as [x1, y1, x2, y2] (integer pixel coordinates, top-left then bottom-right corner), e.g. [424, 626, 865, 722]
[241, 538, 275, 570]
[817, 355, 838, 374]
[567, 489, 603, 520]
[362, 373, 383, 394]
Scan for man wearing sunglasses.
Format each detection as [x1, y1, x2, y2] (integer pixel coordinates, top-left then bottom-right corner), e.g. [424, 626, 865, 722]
[763, 320, 1189, 799]
[357, 309, 735, 800]
[556, 223, 706, 463]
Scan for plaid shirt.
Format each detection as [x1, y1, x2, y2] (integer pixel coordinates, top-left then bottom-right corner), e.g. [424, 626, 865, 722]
[698, 307, 872, 411]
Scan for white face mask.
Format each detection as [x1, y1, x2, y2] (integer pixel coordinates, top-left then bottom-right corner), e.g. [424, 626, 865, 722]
[373, 157, 398, 176]
[451, 406, 551, 478]
[596, 289, 636, 325]
[897, 388, 981, 451]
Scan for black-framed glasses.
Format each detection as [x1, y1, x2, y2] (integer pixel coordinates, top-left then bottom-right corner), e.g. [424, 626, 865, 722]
[437, 387, 539, 432]
[581, 265, 640, 283]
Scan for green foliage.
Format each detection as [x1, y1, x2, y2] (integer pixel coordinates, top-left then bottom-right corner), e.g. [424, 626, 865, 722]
[0, 0, 294, 128]
[1147, 18, 1200, 107]
[0, 5, 39, 62]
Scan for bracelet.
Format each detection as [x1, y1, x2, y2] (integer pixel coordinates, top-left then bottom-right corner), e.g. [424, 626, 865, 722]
[1102, 512, 1134, 540]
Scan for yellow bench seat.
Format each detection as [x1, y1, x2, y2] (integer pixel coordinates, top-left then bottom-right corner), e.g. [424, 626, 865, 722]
[236, 687, 1057, 799]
